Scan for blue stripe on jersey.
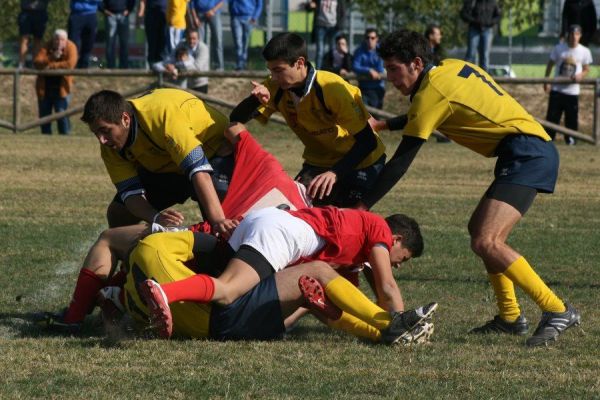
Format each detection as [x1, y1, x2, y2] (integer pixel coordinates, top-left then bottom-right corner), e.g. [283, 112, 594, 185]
[180, 145, 213, 179]
[116, 175, 144, 201]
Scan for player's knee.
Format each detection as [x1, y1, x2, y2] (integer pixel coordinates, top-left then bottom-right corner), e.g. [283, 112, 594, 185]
[470, 234, 494, 257]
[308, 261, 338, 284]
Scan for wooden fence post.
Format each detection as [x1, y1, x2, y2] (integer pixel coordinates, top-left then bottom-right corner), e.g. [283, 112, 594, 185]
[12, 69, 20, 133]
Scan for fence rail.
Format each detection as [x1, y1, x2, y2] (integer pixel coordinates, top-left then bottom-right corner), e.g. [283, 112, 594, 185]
[1, 68, 598, 145]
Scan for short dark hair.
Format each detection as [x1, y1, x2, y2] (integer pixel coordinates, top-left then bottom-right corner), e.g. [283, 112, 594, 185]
[335, 33, 348, 42]
[81, 90, 132, 125]
[378, 29, 432, 65]
[385, 214, 424, 257]
[262, 32, 307, 65]
[425, 24, 440, 39]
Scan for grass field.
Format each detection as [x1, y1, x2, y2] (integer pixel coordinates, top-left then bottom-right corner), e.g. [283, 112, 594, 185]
[1, 118, 600, 398]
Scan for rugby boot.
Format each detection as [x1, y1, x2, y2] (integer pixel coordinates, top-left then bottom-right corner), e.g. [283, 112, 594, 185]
[526, 302, 581, 347]
[398, 321, 435, 346]
[33, 309, 82, 335]
[380, 302, 438, 345]
[470, 314, 529, 336]
[298, 275, 343, 320]
[138, 280, 173, 339]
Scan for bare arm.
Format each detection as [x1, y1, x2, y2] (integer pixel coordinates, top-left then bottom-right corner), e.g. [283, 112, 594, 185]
[368, 245, 404, 312]
[544, 60, 555, 93]
[191, 171, 238, 237]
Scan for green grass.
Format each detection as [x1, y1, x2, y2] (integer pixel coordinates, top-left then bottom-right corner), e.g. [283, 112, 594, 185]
[1, 123, 600, 398]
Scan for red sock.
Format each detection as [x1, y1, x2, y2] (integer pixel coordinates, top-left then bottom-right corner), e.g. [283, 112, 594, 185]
[63, 268, 105, 323]
[106, 269, 126, 287]
[161, 274, 215, 304]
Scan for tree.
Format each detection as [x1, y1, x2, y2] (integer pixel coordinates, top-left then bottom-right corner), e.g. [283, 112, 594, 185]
[352, 0, 542, 47]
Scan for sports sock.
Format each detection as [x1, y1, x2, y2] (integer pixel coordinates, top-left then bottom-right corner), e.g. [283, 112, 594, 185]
[324, 276, 391, 330]
[63, 268, 105, 324]
[503, 256, 566, 313]
[488, 273, 521, 322]
[160, 274, 215, 304]
[327, 312, 381, 342]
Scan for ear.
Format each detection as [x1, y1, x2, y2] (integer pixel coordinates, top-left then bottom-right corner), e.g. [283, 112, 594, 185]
[121, 112, 131, 129]
[295, 57, 306, 69]
[413, 57, 425, 71]
[392, 233, 404, 246]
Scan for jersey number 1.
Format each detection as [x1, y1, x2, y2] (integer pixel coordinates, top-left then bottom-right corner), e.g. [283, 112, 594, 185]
[457, 65, 503, 96]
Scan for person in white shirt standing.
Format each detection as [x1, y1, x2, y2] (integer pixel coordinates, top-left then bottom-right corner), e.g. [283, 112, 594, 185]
[544, 24, 593, 146]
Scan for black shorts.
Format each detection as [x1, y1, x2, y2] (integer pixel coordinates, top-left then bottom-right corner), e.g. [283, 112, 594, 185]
[209, 275, 285, 341]
[18, 10, 48, 38]
[295, 154, 386, 207]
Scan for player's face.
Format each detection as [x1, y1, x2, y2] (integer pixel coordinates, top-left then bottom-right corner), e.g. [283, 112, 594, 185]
[90, 113, 131, 151]
[384, 58, 421, 96]
[267, 58, 306, 89]
[389, 241, 413, 269]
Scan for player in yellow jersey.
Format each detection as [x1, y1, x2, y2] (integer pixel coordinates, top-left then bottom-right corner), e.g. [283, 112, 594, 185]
[82, 88, 238, 235]
[230, 32, 386, 207]
[363, 30, 580, 347]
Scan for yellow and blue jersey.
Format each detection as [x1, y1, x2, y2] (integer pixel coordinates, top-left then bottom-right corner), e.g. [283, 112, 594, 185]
[404, 59, 550, 157]
[100, 88, 228, 201]
[256, 67, 386, 168]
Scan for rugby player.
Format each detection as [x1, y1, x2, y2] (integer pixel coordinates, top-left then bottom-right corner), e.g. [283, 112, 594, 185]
[131, 229, 436, 344]
[362, 30, 580, 346]
[230, 32, 386, 207]
[82, 88, 237, 235]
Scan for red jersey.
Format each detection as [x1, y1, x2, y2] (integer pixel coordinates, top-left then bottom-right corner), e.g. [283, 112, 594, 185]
[288, 206, 393, 266]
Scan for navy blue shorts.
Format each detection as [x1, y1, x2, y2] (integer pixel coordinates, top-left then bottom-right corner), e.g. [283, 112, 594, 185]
[492, 134, 559, 194]
[209, 275, 285, 341]
[296, 154, 386, 207]
[18, 10, 48, 38]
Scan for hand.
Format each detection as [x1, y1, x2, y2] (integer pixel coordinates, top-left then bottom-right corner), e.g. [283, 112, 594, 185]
[339, 68, 348, 77]
[368, 116, 386, 132]
[212, 218, 239, 239]
[123, 10, 129, 17]
[205, 9, 215, 18]
[307, 171, 337, 200]
[369, 69, 380, 80]
[250, 18, 256, 25]
[251, 81, 271, 104]
[573, 73, 583, 82]
[543, 83, 550, 93]
[154, 209, 185, 226]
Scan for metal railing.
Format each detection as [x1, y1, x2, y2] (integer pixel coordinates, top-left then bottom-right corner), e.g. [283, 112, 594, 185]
[1, 68, 598, 145]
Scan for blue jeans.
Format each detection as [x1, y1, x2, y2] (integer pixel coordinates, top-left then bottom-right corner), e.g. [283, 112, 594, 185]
[315, 25, 337, 69]
[38, 93, 71, 135]
[199, 12, 223, 70]
[68, 12, 98, 68]
[465, 26, 493, 71]
[360, 86, 385, 110]
[105, 13, 129, 68]
[231, 16, 253, 70]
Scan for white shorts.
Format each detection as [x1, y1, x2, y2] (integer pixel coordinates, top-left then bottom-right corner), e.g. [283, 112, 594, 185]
[228, 207, 325, 272]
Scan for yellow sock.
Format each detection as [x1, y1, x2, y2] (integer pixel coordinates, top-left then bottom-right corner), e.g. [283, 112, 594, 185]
[503, 256, 566, 313]
[488, 273, 521, 322]
[328, 312, 381, 342]
[324, 276, 391, 330]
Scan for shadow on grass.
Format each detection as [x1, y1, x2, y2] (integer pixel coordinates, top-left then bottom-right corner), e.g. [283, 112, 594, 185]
[401, 275, 600, 290]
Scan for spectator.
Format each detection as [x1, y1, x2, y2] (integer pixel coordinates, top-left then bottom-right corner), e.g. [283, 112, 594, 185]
[166, 0, 189, 54]
[352, 28, 385, 109]
[229, 0, 263, 71]
[68, 0, 101, 68]
[425, 24, 445, 66]
[18, 0, 50, 68]
[561, 0, 597, 46]
[100, 0, 135, 69]
[544, 24, 592, 146]
[309, 0, 348, 70]
[138, 0, 168, 65]
[460, 0, 501, 71]
[33, 29, 78, 135]
[191, 0, 225, 70]
[152, 46, 196, 88]
[321, 33, 352, 77]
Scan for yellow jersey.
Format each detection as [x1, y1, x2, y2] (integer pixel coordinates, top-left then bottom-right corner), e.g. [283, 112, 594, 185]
[166, 0, 189, 29]
[256, 68, 386, 168]
[100, 88, 228, 199]
[404, 59, 550, 157]
[125, 230, 212, 338]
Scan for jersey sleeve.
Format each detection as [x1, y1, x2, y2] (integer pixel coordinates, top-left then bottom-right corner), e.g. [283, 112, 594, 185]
[100, 145, 144, 202]
[584, 48, 593, 65]
[325, 79, 370, 135]
[161, 103, 213, 179]
[362, 213, 393, 258]
[254, 77, 279, 124]
[403, 84, 452, 140]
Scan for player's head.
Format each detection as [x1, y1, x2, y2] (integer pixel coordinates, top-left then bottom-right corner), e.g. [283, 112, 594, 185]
[385, 214, 424, 267]
[378, 30, 432, 95]
[82, 90, 134, 151]
[567, 24, 582, 47]
[424, 24, 442, 47]
[262, 32, 308, 89]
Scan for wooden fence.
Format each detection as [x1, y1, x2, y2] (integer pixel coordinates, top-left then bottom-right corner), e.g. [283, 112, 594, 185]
[0, 68, 598, 145]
